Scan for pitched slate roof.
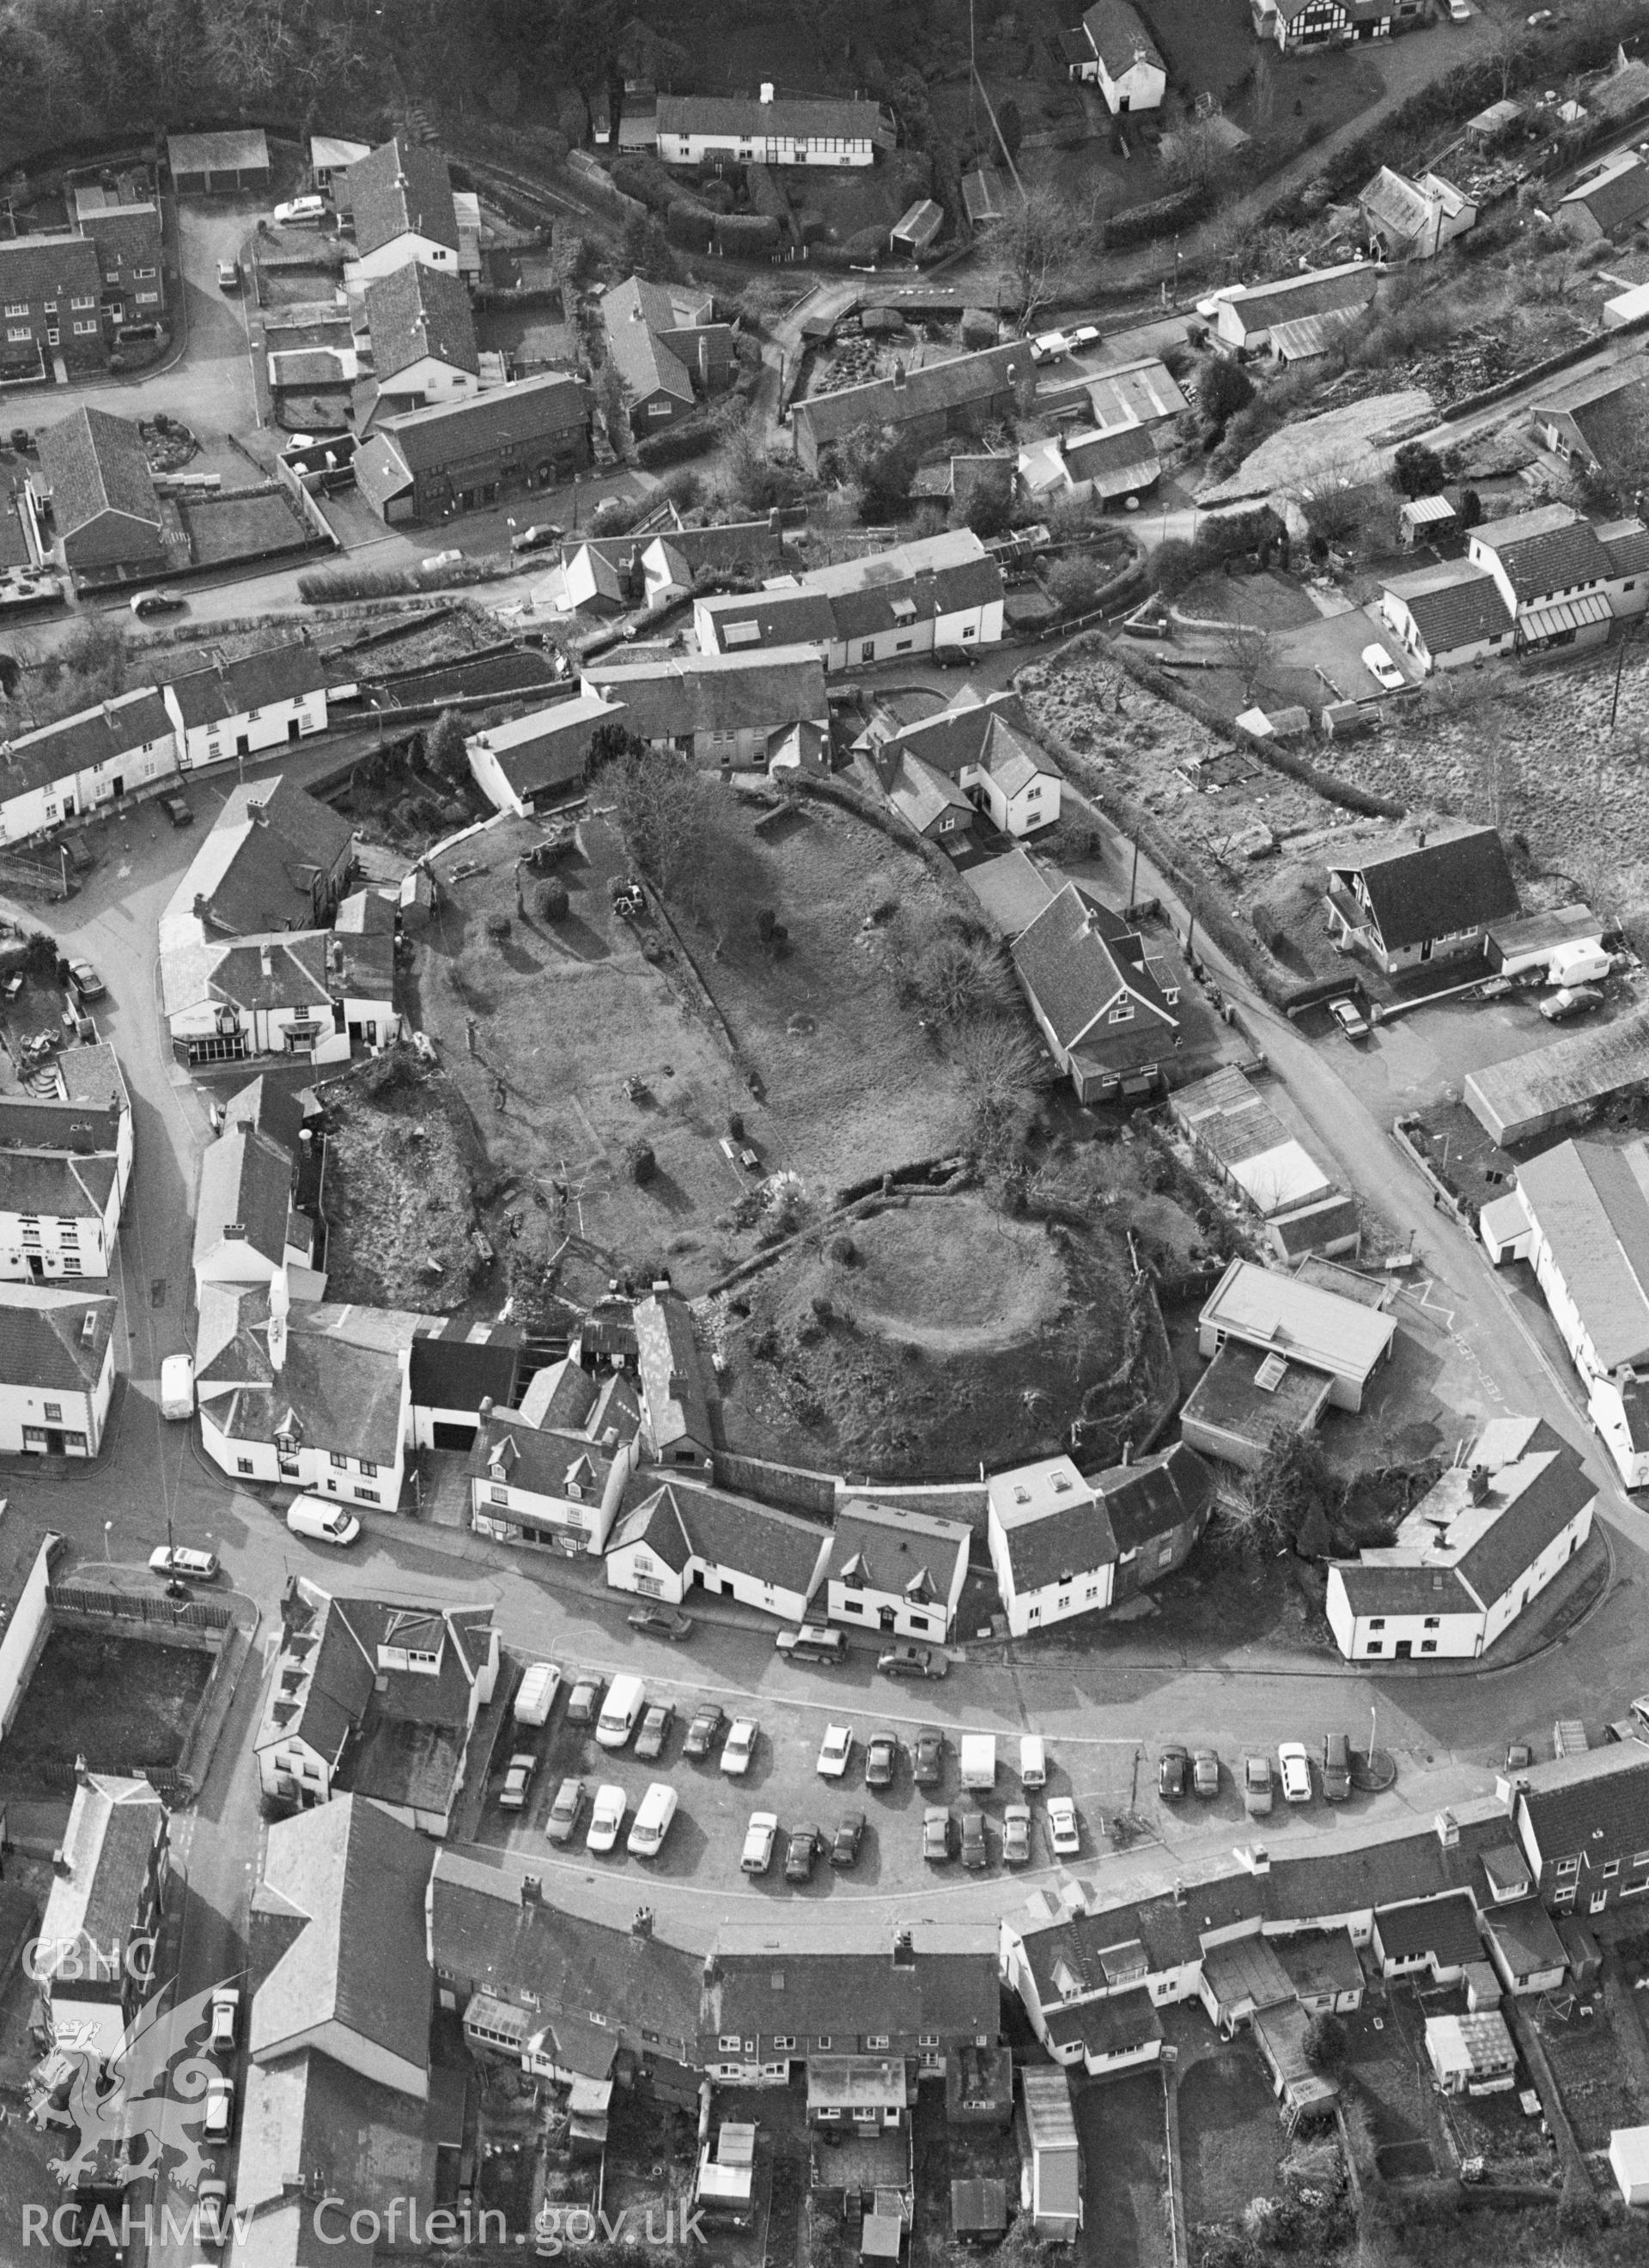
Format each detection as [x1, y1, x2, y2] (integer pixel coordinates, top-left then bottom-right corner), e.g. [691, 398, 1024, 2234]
[0, 1149, 117, 1221]
[1013, 881, 1175, 1049]
[0, 231, 101, 318]
[1513, 1137, 1649, 1370]
[1533, 357, 1649, 472]
[194, 1125, 292, 1273]
[348, 137, 459, 259]
[1093, 1442, 1214, 1554]
[657, 91, 884, 143]
[409, 1323, 521, 1415]
[886, 751, 973, 835]
[1598, 516, 1649, 577]
[601, 275, 708, 408]
[164, 644, 333, 731]
[1062, 423, 1159, 496]
[0, 687, 174, 802]
[1518, 1750, 1649, 1868]
[1472, 501, 1614, 601]
[580, 647, 827, 742]
[0, 1284, 115, 1393]
[1081, 0, 1163, 76]
[705, 1919, 998, 2039]
[702, 527, 1004, 652]
[167, 127, 269, 174]
[1333, 1560, 1481, 1617]
[374, 375, 587, 477]
[1382, 563, 1514, 656]
[35, 1777, 163, 1988]
[793, 343, 1024, 453]
[476, 1414, 618, 1506]
[225, 1325, 407, 1466]
[826, 1498, 973, 1600]
[1451, 1431, 1595, 1609]
[1328, 823, 1518, 953]
[1373, 1887, 1482, 1966]
[37, 405, 162, 541]
[1561, 153, 1649, 235]
[364, 260, 478, 382]
[233, 2048, 428, 2268]
[1222, 263, 1377, 341]
[617, 1479, 831, 1596]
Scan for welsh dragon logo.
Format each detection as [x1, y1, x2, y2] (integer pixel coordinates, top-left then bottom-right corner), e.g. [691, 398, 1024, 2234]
[32, 1980, 226, 2195]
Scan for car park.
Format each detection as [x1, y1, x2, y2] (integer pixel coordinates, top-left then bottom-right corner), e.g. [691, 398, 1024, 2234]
[1047, 1797, 1080, 1857]
[866, 1731, 898, 1788]
[627, 1606, 693, 1640]
[1322, 1731, 1352, 1801]
[721, 1718, 759, 1776]
[635, 1703, 673, 1761]
[566, 1674, 603, 1726]
[1279, 1742, 1312, 1803]
[784, 1824, 820, 1881]
[913, 1729, 945, 1787]
[831, 1811, 865, 1868]
[741, 1811, 778, 1873]
[1329, 997, 1369, 1041]
[922, 1806, 954, 1862]
[1193, 1748, 1220, 1799]
[878, 1643, 946, 1680]
[161, 794, 194, 827]
[627, 1782, 678, 1857]
[1244, 1754, 1274, 1817]
[1159, 1744, 1190, 1800]
[1002, 1802, 1031, 1864]
[498, 1753, 537, 1812]
[204, 2077, 234, 2143]
[684, 1703, 725, 1759]
[1539, 985, 1603, 1023]
[587, 1785, 626, 1852]
[208, 1987, 239, 2055]
[149, 1546, 219, 1582]
[961, 1812, 989, 1869]
[545, 1777, 587, 1844]
[274, 195, 327, 224]
[1361, 643, 1406, 691]
[816, 1724, 853, 1778]
[68, 960, 105, 1002]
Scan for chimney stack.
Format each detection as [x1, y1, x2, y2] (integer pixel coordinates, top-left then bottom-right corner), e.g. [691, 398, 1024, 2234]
[521, 1874, 542, 1906]
[1468, 1465, 1490, 1505]
[479, 1394, 495, 1420]
[260, 946, 273, 979]
[759, 81, 775, 102]
[631, 1906, 654, 1938]
[1435, 1808, 1459, 1849]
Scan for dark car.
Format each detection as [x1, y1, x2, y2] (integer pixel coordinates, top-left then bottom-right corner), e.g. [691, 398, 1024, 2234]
[684, 1701, 724, 1760]
[865, 1731, 898, 1789]
[960, 1811, 989, 1870]
[1193, 1748, 1220, 1799]
[1159, 1744, 1190, 1800]
[130, 588, 186, 617]
[627, 1606, 693, 1640]
[1539, 985, 1603, 1024]
[784, 1824, 819, 1882]
[913, 1729, 945, 1788]
[161, 793, 193, 827]
[635, 1702, 672, 1761]
[933, 643, 977, 668]
[922, 1805, 954, 1863]
[1321, 1731, 1352, 1802]
[510, 522, 565, 552]
[831, 1811, 865, 1868]
[878, 1643, 947, 1680]
[1506, 1738, 1534, 1772]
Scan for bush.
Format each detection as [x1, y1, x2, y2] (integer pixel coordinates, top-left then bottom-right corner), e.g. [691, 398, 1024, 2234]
[1103, 180, 1212, 248]
[715, 213, 782, 256]
[1045, 554, 1107, 615]
[1196, 357, 1254, 429]
[1391, 440, 1446, 498]
[627, 1138, 656, 1185]
[666, 200, 715, 253]
[539, 881, 569, 922]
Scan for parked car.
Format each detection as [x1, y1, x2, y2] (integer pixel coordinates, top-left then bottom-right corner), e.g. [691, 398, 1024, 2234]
[831, 1811, 865, 1868]
[1278, 1742, 1312, 1803]
[1244, 1753, 1274, 1817]
[635, 1703, 672, 1761]
[741, 1810, 778, 1874]
[627, 1605, 693, 1640]
[1322, 1731, 1353, 1802]
[545, 1777, 587, 1844]
[961, 1811, 989, 1870]
[775, 1624, 847, 1665]
[1505, 1738, 1534, 1772]
[922, 1806, 954, 1862]
[149, 1546, 219, 1582]
[216, 259, 240, 289]
[1158, 1744, 1190, 1800]
[160, 793, 194, 828]
[203, 2077, 234, 2143]
[878, 1643, 946, 1680]
[626, 1782, 678, 1858]
[586, 1785, 626, 1852]
[207, 1987, 240, 2056]
[565, 1675, 603, 1726]
[784, 1823, 820, 1882]
[273, 194, 327, 224]
[510, 522, 564, 552]
[196, 2180, 230, 2247]
[1526, 9, 1555, 23]
[1539, 985, 1603, 1023]
[866, 1731, 898, 1788]
[721, 1718, 759, 1776]
[1361, 643, 1406, 691]
[1047, 1796, 1080, 1857]
[816, 1724, 853, 1779]
[913, 1729, 945, 1788]
[1329, 997, 1369, 1041]
[684, 1702, 725, 1759]
[130, 589, 185, 617]
[68, 960, 105, 1002]
[1448, 0, 1472, 15]
[1193, 1748, 1220, 1800]
[497, 1753, 537, 1812]
[1002, 1802, 1031, 1864]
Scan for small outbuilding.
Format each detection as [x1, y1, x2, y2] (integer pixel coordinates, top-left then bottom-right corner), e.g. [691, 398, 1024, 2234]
[1609, 2125, 1649, 2206]
[1397, 494, 1456, 547]
[167, 128, 271, 194]
[1425, 2011, 1516, 2096]
[891, 199, 944, 257]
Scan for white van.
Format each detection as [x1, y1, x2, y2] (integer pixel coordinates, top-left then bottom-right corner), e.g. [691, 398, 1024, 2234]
[514, 1662, 562, 1728]
[286, 1496, 362, 1547]
[1020, 1735, 1047, 1789]
[159, 1354, 195, 1422]
[627, 1782, 678, 1857]
[596, 1673, 646, 1749]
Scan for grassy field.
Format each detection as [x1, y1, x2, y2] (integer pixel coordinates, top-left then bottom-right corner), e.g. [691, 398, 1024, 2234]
[1177, 2037, 1286, 2227]
[3, 1630, 210, 1780]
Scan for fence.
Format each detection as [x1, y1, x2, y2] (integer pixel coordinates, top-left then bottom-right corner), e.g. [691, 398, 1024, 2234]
[47, 1584, 231, 1633]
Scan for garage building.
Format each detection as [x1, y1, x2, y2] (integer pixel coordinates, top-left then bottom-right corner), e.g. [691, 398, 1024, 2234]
[166, 128, 272, 195]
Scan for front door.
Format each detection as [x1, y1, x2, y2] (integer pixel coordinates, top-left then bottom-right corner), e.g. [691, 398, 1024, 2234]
[879, 1606, 896, 1632]
[25, 1254, 43, 1281]
[287, 718, 301, 741]
[1395, 1639, 1412, 1659]
[110, 776, 123, 798]
[235, 735, 250, 759]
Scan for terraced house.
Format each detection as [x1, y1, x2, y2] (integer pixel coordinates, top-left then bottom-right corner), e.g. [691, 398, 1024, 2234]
[0, 233, 106, 377]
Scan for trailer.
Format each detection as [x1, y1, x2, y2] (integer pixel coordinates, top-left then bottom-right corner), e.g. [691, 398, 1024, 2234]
[1553, 1718, 1589, 1760]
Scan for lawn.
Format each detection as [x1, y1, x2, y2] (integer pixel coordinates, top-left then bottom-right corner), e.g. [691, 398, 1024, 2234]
[1074, 2070, 1172, 2268]
[179, 491, 309, 565]
[2, 1629, 210, 1785]
[1177, 2038, 1286, 2227]
[1536, 2001, 1646, 2153]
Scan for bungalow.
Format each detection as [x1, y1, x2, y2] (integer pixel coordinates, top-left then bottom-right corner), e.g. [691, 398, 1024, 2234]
[600, 276, 735, 433]
[253, 1577, 498, 1836]
[1557, 153, 1649, 245]
[605, 1478, 832, 1624]
[470, 1399, 640, 1557]
[1482, 1901, 1569, 1997]
[1211, 264, 1377, 358]
[873, 689, 1060, 836]
[353, 375, 591, 524]
[791, 344, 1026, 476]
[1324, 1416, 1597, 1663]
[694, 528, 1005, 671]
[1529, 357, 1649, 480]
[1011, 881, 1179, 1101]
[465, 695, 623, 817]
[822, 1498, 973, 1641]
[655, 86, 891, 168]
[1196, 1258, 1396, 1413]
[1358, 167, 1476, 259]
[344, 137, 462, 283]
[0, 1285, 117, 1456]
[0, 687, 178, 845]
[1481, 1137, 1649, 1488]
[1370, 1890, 1483, 1984]
[985, 1443, 1213, 1638]
[579, 648, 828, 768]
[1018, 424, 1159, 508]
[1323, 822, 1519, 972]
[1378, 564, 1516, 674]
[160, 644, 332, 771]
[362, 260, 479, 415]
[34, 405, 170, 570]
[1062, 0, 1166, 113]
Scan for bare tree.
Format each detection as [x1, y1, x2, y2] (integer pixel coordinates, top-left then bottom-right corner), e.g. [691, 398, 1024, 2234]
[1218, 618, 1275, 703]
[984, 186, 1084, 331]
[950, 1016, 1042, 1163]
[1484, 14, 1532, 102]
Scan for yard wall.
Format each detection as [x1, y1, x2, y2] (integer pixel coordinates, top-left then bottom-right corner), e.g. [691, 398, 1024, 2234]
[0, 1536, 57, 1742]
[273, 452, 344, 549]
[712, 1448, 837, 1519]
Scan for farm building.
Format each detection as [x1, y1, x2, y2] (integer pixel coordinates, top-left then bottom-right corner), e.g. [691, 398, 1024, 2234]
[1464, 1009, 1649, 1146]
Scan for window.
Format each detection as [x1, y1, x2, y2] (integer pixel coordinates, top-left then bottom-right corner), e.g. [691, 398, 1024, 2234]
[1420, 1640, 1437, 1653]
[865, 2034, 889, 2050]
[355, 1487, 380, 1504]
[918, 2034, 939, 2049]
[135, 266, 156, 280]
[60, 1258, 81, 1276]
[237, 1458, 254, 1475]
[1, 302, 26, 317]
[136, 292, 159, 306]
[72, 320, 97, 336]
[6, 328, 29, 344]
[1423, 1617, 1439, 1630]
[104, 269, 119, 284]
[1555, 1856, 1580, 1877]
[861, 643, 875, 662]
[1368, 1618, 1385, 1631]
[46, 331, 58, 346]
[331, 1452, 348, 1469]
[1109, 1003, 1134, 1023]
[70, 296, 95, 310]
[359, 1459, 378, 1478]
[1604, 1861, 1621, 1880]
[772, 2035, 795, 2052]
[42, 1403, 61, 1423]
[1366, 1641, 1383, 1654]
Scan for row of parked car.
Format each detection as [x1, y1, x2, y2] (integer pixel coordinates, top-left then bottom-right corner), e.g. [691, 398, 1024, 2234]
[1159, 1735, 1353, 1810]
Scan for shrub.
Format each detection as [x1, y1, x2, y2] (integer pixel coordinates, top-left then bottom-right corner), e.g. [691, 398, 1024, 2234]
[1391, 440, 1446, 499]
[539, 881, 569, 922]
[1045, 554, 1107, 614]
[627, 1138, 656, 1184]
[666, 200, 715, 253]
[1196, 357, 1254, 429]
[715, 213, 782, 256]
